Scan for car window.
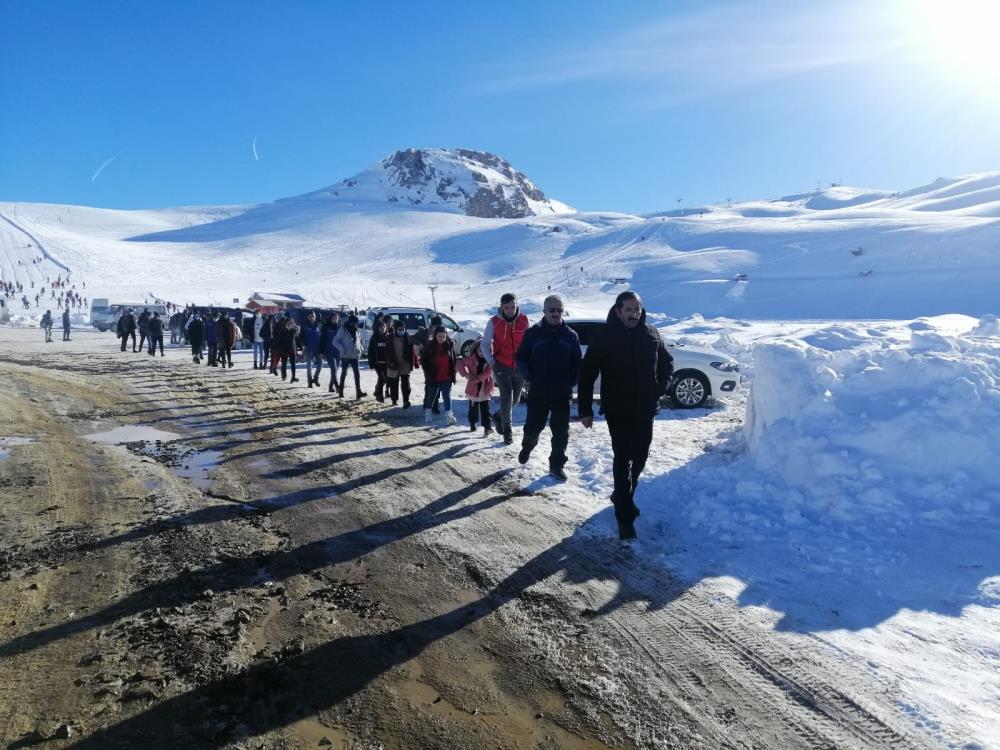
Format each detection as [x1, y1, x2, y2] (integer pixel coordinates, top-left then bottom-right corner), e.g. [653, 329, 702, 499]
[568, 322, 602, 347]
[398, 312, 425, 330]
[440, 315, 459, 331]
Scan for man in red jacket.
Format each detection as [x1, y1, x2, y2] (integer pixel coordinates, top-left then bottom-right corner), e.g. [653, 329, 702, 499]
[482, 292, 529, 445]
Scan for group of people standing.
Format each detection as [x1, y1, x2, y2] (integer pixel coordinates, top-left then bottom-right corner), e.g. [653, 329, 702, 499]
[39, 307, 73, 343]
[115, 308, 167, 356]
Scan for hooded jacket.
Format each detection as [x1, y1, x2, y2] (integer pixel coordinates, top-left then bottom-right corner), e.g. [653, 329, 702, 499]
[333, 321, 361, 359]
[273, 320, 300, 355]
[216, 316, 239, 348]
[577, 306, 673, 420]
[421, 337, 457, 384]
[483, 307, 529, 370]
[386, 331, 417, 376]
[186, 316, 206, 345]
[321, 319, 341, 358]
[458, 342, 494, 402]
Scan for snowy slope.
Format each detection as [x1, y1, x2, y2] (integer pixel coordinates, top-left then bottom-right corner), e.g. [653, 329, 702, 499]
[0, 164, 998, 323]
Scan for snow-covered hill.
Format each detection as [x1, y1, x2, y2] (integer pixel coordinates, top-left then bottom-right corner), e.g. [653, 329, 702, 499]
[0, 158, 998, 322]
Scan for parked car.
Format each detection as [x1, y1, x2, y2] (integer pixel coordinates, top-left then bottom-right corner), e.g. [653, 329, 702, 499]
[522, 319, 740, 409]
[360, 307, 482, 357]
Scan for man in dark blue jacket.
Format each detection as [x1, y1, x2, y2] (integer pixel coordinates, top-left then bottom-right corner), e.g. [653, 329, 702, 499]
[578, 290, 673, 539]
[515, 295, 582, 480]
[301, 311, 323, 387]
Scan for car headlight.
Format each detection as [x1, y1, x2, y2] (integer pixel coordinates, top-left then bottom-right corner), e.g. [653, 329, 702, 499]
[710, 361, 740, 372]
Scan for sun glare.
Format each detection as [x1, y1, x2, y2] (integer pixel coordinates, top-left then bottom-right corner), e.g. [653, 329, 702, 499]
[905, 0, 1000, 88]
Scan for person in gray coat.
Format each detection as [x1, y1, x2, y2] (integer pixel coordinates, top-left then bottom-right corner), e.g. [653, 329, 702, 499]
[333, 314, 367, 399]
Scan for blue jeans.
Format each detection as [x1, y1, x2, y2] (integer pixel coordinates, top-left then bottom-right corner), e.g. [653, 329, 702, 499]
[306, 349, 323, 381]
[252, 341, 264, 365]
[424, 381, 452, 412]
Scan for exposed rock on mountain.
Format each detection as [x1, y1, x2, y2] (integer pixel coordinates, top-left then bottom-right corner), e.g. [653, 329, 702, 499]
[331, 148, 573, 218]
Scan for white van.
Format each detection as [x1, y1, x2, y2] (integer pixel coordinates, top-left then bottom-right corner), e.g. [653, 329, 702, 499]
[92, 301, 168, 332]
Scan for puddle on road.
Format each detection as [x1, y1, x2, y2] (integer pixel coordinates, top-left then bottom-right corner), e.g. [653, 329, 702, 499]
[83, 424, 220, 491]
[174, 448, 222, 491]
[83, 425, 182, 444]
[0, 436, 35, 461]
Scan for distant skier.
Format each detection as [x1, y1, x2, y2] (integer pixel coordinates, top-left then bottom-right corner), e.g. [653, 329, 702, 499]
[40, 310, 53, 342]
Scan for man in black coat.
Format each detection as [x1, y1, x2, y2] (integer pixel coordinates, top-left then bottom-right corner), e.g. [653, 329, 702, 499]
[118, 309, 137, 352]
[137, 309, 151, 353]
[578, 291, 673, 539]
[61, 307, 71, 341]
[515, 295, 582, 481]
[186, 313, 206, 363]
[147, 312, 165, 356]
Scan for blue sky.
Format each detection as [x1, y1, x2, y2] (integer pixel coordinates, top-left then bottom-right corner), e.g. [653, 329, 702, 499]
[2, 0, 998, 213]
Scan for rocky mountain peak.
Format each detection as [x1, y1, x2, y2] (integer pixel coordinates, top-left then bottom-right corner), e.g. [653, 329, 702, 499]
[332, 148, 572, 218]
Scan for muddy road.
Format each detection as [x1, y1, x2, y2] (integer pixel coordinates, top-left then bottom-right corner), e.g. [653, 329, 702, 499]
[0, 329, 933, 749]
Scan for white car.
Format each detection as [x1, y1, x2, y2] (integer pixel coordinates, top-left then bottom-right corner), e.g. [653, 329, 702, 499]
[360, 307, 482, 358]
[523, 319, 741, 409]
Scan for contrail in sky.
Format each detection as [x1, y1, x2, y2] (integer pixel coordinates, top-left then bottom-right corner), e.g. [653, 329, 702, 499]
[91, 151, 121, 182]
[252, 137, 259, 161]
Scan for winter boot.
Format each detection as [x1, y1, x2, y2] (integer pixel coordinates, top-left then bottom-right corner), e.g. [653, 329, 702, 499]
[424, 409, 433, 424]
[445, 411, 457, 426]
[483, 424, 494, 438]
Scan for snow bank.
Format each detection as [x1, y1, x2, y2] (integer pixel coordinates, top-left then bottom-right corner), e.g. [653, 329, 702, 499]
[743, 319, 1000, 522]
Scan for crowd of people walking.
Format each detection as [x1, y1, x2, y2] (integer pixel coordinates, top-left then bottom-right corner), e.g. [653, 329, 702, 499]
[107, 291, 673, 540]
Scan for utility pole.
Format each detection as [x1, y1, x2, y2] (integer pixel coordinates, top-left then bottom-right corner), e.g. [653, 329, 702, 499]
[428, 284, 439, 312]
[676, 197, 684, 216]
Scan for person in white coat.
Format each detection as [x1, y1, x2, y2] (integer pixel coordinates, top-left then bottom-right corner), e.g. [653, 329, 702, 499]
[251, 312, 265, 369]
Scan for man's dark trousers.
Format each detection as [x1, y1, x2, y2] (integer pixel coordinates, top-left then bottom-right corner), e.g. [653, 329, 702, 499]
[605, 414, 654, 515]
[521, 393, 570, 470]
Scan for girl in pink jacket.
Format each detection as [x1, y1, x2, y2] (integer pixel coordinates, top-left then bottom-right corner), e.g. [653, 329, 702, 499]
[458, 340, 495, 435]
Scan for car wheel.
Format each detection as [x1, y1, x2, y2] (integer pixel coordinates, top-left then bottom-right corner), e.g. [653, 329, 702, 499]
[460, 340, 474, 358]
[668, 371, 710, 408]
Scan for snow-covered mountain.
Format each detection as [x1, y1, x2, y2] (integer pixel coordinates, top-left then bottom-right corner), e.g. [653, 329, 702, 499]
[323, 148, 573, 218]
[0, 160, 998, 322]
